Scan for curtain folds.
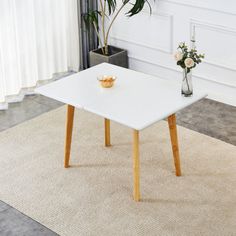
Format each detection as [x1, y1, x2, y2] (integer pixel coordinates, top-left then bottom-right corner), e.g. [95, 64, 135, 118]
[0, 0, 80, 109]
[79, 0, 98, 69]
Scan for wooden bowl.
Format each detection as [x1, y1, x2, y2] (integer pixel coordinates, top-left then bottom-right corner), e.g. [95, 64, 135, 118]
[98, 75, 116, 88]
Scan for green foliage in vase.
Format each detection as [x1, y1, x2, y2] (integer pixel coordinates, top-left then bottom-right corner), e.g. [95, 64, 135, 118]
[174, 42, 205, 73]
[84, 0, 154, 55]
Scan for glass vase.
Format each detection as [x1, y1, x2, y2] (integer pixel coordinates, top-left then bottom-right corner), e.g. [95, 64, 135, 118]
[182, 68, 193, 97]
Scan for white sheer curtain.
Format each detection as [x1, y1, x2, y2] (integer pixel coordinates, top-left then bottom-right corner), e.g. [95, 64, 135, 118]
[0, 0, 80, 109]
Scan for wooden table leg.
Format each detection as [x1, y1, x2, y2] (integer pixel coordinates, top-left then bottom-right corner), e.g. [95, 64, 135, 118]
[64, 105, 75, 168]
[168, 114, 181, 176]
[133, 129, 140, 201]
[104, 118, 111, 147]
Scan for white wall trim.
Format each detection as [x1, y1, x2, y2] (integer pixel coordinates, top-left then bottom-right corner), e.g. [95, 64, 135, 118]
[160, 0, 236, 16]
[190, 19, 236, 71]
[128, 55, 236, 89]
[129, 56, 236, 106]
[111, 12, 174, 54]
[110, 35, 172, 54]
[111, 32, 236, 89]
[111, 0, 236, 105]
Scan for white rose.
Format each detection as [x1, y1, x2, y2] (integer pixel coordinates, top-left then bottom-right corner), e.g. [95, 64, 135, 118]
[179, 42, 185, 47]
[184, 58, 194, 68]
[174, 51, 183, 61]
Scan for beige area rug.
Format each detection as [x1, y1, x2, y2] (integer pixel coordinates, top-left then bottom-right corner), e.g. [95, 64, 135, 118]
[0, 106, 236, 236]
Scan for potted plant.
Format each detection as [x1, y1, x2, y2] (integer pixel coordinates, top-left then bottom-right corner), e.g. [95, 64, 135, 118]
[84, 0, 153, 68]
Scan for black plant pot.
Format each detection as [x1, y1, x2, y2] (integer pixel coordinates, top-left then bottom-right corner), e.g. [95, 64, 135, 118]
[89, 45, 128, 68]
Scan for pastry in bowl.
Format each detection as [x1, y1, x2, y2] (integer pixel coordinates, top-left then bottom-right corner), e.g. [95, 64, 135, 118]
[98, 75, 116, 88]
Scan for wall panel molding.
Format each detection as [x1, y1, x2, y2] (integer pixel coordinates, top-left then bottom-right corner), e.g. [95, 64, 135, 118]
[111, 12, 174, 54]
[160, 0, 236, 16]
[109, 0, 236, 105]
[128, 56, 236, 106]
[128, 55, 236, 89]
[190, 19, 236, 71]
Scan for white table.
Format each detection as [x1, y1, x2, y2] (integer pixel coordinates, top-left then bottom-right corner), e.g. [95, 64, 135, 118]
[36, 63, 207, 201]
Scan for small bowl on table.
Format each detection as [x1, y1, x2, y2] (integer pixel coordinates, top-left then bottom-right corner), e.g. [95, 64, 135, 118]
[97, 75, 116, 88]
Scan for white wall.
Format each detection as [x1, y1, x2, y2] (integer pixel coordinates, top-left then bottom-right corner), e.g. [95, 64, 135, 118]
[110, 0, 236, 106]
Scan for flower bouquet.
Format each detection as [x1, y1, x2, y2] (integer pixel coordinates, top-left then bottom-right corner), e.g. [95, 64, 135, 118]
[174, 42, 204, 96]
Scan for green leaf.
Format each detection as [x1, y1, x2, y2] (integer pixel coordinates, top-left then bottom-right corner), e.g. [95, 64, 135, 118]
[126, 0, 154, 17]
[83, 10, 102, 29]
[105, 0, 117, 15]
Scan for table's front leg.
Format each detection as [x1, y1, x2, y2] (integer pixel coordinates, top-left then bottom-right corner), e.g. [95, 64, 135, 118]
[168, 114, 181, 176]
[104, 118, 111, 147]
[133, 129, 140, 201]
[64, 105, 75, 168]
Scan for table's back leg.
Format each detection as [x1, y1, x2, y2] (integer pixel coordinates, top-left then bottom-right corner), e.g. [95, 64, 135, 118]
[133, 129, 140, 201]
[168, 114, 182, 176]
[104, 118, 111, 147]
[64, 105, 75, 168]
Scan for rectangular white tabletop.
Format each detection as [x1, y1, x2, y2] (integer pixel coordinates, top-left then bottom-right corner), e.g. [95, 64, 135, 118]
[35, 63, 207, 130]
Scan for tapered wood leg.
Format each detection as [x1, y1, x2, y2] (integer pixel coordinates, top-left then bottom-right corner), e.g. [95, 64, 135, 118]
[133, 129, 140, 201]
[64, 105, 75, 168]
[168, 114, 181, 176]
[104, 118, 111, 147]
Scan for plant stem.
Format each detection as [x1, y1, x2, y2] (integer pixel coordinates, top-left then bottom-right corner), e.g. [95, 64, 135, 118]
[104, 2, 127, 55]
[93, 22, 105, 55]
[100, 0, 106, 47]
